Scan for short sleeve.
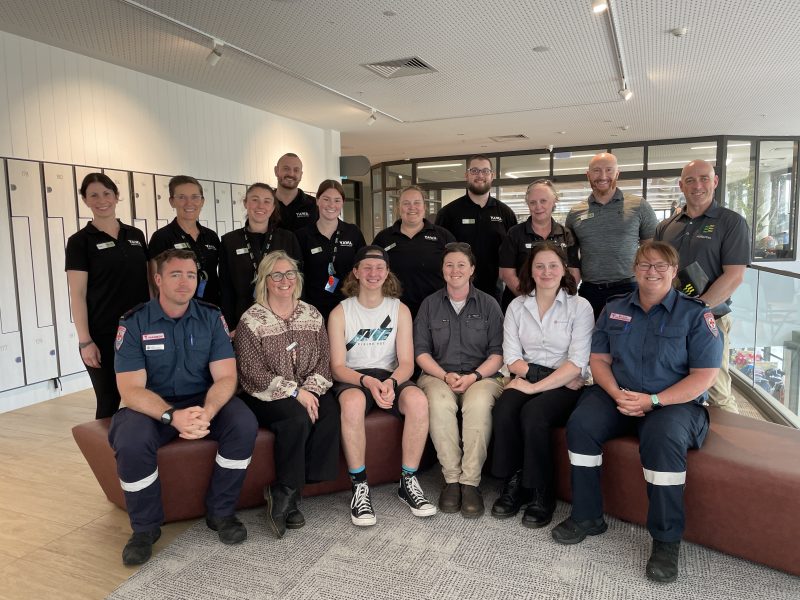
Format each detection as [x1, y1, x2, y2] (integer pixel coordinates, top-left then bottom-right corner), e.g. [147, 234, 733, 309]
[65, 231, 89, 272]
[720, 214, 751, 266]
[148, 228, 171, 259]
[485, 296, 504, 356]
[498, 228, 516, 268]
[687, 309, 724, 369]
[590, 307, 611, 354]
[208, 310, 235, 363]
[412, 296, 434, 358]
[114, 316, 145, 373]
[639, 199, 658, 239]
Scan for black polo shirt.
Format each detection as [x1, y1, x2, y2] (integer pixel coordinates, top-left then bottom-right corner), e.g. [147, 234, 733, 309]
[434, 194, 517, 301]
[655, 201, 750, 315]
[65, 221, 150, 337]
[278, 189, 318, 232]
[219, 224, 302, 329]
[373, 219, 456, 317]
[296, 221, 366, 321]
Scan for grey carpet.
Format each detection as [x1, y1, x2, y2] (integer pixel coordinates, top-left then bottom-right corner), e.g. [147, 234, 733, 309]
[108, 470, 799, 600]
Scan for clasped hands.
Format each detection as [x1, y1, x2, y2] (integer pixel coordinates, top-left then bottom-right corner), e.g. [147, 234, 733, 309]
[443, 372, 477, 393]
[363, 375, 395, 409]
[615, 388, 651, 417]
[171, 406, 213, 440]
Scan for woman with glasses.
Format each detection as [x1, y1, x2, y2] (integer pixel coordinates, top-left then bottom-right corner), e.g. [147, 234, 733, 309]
[414, 242, 505, 517]
[490, 241, 594, 528]
[66, 172, 150, 418]
[295, 180, 365, 321]
[499, 179, 578, 311]
[148, 175, 222, 305]
[233, 250, 339, 539]
[373, 185, 455, 317]
[219, 182, 301, 333]
[552, 241, 722, 584]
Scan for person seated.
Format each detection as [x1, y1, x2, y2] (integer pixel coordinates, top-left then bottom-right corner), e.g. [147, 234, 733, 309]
[110, 249, 257, 566]
[328, 245, 437, 526]
[414, 242, 504, 517]
[552, 241, 723, 584]
[233, 251, 340, 538]
[491, 242, 593, 526]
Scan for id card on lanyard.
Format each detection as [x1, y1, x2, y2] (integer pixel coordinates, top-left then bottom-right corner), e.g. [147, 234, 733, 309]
[247, 229, 274, 298]
[176, 227, 209, 298]
[325, 229, 341, 294]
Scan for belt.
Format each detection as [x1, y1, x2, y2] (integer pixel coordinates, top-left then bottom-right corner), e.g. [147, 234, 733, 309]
[582, 278, 635, 289]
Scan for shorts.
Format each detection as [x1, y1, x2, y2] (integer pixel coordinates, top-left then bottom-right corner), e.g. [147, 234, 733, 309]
[332, 368, 417, 418]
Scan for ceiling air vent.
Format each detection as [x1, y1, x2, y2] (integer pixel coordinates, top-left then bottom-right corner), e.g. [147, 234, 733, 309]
[489, 134, 530, 142]
[362, 57, 437, 79]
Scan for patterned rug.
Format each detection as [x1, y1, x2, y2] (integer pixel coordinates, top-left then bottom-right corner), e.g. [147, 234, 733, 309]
[108, 470, 799, 600]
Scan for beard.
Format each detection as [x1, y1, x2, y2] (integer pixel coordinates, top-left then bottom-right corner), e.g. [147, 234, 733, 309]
[279, 176, 299, 190]
[467, 180, 492, 195]
[589, 173, 619, 195]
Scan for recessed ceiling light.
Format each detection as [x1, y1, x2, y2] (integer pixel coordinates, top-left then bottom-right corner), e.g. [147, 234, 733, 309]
[532, 46, 550, 52]
[592, 0, 608, 14]
[383, 10, 397, 17]
[670, 27, 688, 37]
[558, 131, 567, 135]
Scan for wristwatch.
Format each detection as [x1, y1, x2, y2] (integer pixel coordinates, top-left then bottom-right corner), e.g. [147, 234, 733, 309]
[650, 394, 662, 410]
[160, 407, 176, 425]
[290, 388, 300, 398]
[472, 370, 483, 381]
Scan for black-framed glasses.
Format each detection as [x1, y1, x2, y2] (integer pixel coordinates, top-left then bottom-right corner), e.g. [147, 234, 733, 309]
[636, 262, 671, 272]
[467, 167, 493, 176]
[268, 270, 298, 281]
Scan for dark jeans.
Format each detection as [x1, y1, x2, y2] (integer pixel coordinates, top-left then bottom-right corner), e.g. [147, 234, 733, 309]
[579, 280, 637, 320]
[85, 332, 121, 419]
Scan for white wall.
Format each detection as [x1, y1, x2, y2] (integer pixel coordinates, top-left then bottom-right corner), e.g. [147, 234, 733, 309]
[0, 31, 340, 413]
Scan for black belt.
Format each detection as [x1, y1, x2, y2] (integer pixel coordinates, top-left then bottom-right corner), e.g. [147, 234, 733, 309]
[526, 363, 555, 384]
[582, 278, 635, 289]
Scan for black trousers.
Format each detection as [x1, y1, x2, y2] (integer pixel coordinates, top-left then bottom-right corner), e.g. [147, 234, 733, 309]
[491, 386, 581, 491]
[242, 391, 340, 489]
[85, 332, 121, 419]
[579, 280, 637, 320]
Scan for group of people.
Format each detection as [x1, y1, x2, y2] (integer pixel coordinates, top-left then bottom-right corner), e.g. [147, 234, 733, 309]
[65, 150, 750, 584]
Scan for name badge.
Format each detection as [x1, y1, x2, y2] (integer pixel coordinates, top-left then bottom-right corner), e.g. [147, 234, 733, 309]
[578, 213, 594, 221]
[609, 312, 632, 322]
[174, 242, 191, 249]
[384, 243, 396, 251]
[142, 333, 165, 341]
[96, 241, 115, 250]
[525, 243, 533, 249]
[145, 344, 165, 351]
[286, 342, 298, 351]
[235, 247, 249, 255]
[310, 247, 323, 254]
[462, 218, 476, 225]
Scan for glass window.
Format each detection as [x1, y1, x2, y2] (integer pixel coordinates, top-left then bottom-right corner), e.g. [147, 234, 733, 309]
[385, 190, 400, 226]
[647, 176, 682, 221]
[386, 163, 412, 189]
[553, 179, 644, 225]
[755, 140, 795, 260]
[724, 141, 755, 221]
[497, 185, 529, 223]
[371, 167, 383, 192]
[372, 191, 384, 236]
[416, 160, 466, 184]
[610, 146, 644, 171]
[551, 148, 606, 175]
[498, 153, 550, 180]
[648, 142, 717, 170]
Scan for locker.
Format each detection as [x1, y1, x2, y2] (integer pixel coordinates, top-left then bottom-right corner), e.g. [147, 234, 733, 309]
[0, 161, 26, 391]
[198, 179, 216, 231]
[103, 169, 133, 225]
[132, 172, 157, 242]
[214, 182, 233, 236]
[75, 165, 101, 227]
[43, 163, 84, 376]
[8, 159, 58, 385]
[231, 183, 247, 230]
[154, 174, 173, 228]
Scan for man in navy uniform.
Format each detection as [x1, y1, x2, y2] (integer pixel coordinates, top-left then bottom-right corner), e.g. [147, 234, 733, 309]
[110, 248, 257, 566]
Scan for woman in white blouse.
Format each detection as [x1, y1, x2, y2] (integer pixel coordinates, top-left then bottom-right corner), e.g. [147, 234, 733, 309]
[490, 241, 594, 528]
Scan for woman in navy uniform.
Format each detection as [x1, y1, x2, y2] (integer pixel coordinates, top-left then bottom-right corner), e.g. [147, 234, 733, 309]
[219, 182, 301, 332]
[552, 241, 723, 584]
[148, 175, 221, 305]
[66, 172, 149, 418]
[295, 180, 365, 321]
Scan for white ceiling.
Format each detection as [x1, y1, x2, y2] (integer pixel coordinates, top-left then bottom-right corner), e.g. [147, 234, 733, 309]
[2, 0, 800, 164]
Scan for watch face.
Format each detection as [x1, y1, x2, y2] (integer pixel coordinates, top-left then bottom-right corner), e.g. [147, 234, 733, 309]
[161, 411, 172, 424]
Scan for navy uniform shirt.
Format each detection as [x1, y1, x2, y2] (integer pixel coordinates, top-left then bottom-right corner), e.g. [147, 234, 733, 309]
[296, 221, 366, 321]
[591, 288, 723, 401]
[115, 298, 234, 399]
[435, 194, 517, 302]
[654, 201, 750, 316]
[149, 219, 222, 306]
[373, 219, 456, 317]
[65, 221, 150, 337]
[278, 189, 318, 232]
[218, 223, 301, 330]
[413, 284, 504, 374]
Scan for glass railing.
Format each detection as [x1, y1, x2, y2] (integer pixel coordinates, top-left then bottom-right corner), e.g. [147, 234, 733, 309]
[729, 265, 800, 427]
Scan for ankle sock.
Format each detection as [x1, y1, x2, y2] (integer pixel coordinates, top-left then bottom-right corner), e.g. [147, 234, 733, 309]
[349, 466, 367, 484]
[401, 465, 417, 478]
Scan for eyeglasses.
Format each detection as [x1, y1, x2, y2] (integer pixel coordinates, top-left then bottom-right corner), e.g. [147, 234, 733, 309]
[636, 262, 672, 272]
[467, 168, 493, 176]
[268, 270, 298, 282]
[173, 194, 203, 202]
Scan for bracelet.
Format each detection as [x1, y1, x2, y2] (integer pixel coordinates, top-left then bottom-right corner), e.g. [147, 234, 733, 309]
[472, 370, 483, 381]
[359, 374, 367, 388]
[78, 340, 94, 350]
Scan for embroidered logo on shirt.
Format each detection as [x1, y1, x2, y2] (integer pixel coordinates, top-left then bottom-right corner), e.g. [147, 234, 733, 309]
[424, 235, 438, 241]
[205, 244, 216, 250]
[609, 312, 632, 322]
[346, 316, 393, 350]
[142, 333, 165, 341]
[128, 240, 142, 247]
[339, 240, 353, 246]
[702, 224, 716, 234]
[296, 211, 310, 218]
[490, 216, 503, 222]
[115, 325, 127, 350]
[704, 312, 718, 337]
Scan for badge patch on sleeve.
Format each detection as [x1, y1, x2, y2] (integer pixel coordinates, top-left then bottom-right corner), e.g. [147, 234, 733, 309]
[115, 326, 127, 351]
[220, 315, 230, 336]
[703, 312, 718, 337]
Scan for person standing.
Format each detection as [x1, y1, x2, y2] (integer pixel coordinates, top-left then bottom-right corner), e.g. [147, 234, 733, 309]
[655, 159, 750, 413]
[274, 153, 318, 231]
[435, 155, 517, 303]
[565, 152, 657, 319]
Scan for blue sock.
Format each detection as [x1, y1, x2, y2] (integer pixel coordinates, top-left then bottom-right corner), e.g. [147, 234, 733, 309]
[401, 465, 417, 477]
[349, 465, 366, 483]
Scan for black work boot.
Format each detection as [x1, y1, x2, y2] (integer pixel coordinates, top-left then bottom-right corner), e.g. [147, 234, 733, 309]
[122, 528, 161, 566]
[491, 470, 531, 519]
[265, 483, 297, 539]
[286, 493, 306, 530]
[521, 488, 556, 528]
[646, 539, 680, 583]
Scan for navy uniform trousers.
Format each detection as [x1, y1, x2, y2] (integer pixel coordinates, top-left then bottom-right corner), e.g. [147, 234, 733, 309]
[566, 385, 709, 542]
[109, 393, 257, 533]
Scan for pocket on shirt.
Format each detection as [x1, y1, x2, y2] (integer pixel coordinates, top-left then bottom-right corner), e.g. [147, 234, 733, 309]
[654, 326, 689, 371]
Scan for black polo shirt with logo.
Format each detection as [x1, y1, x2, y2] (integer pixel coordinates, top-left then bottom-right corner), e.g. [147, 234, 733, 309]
[373, 219, 456, 317]
[278, 189, 318, 232]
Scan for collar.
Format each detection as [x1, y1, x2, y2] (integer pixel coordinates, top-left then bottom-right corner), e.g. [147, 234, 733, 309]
[632, 287, 678, 313]
[390, 218, 435, 234]
[588, 188, 623, 206]
[463, 194, 497, 208]
[86, 219, 128, 235]
[676, 201, 722, 221]
[169, 218, 205, 237]
[288, 189, 312, 207]
[524, 217, 564, 238]
[148, 297, 199, 324]
[442, 283, 478, 303]
[523, 287, 569, 310]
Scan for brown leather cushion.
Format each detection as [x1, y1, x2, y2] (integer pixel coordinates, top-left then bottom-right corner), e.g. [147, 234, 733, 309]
[552, 407, 800, 576]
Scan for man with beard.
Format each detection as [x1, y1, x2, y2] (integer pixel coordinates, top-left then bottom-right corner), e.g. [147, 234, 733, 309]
[274, 153, 318, 231]
[566, 152, 658, 319]
[435, 154, 517, 303]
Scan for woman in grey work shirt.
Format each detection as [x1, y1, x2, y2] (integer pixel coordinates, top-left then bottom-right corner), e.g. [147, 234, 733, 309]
[490, 241, 594, 528]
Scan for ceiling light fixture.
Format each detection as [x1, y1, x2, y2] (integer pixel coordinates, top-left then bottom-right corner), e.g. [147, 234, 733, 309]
[595, 1, 633, 103]
[618, 87, 633, 101]
[366, 110, 377, 126]
[206, 39, 224, 66]
[592, 0, 609, 13]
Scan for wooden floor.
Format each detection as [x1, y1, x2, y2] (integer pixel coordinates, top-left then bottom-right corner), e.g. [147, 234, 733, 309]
[0, 386, 766, 599]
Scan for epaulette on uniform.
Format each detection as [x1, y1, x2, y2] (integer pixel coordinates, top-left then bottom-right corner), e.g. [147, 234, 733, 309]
[196, 299, 222, 311]
[677, 291, 707, 307]
[120, 302, 147, 320]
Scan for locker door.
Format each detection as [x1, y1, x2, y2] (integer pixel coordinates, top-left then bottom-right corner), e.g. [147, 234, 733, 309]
[231, 184, 246, 230]
[132, 172, 157, 243]
[154, 174, 172, 229]
[75, 166, 101, 228]
[198, 179, 216, 232]
[43, 163, 84, 376]
[214, 182, 233, 236]
[0, 161, 26, 391]
[103, 169, 133, 225]
[8, 159, 58, 385]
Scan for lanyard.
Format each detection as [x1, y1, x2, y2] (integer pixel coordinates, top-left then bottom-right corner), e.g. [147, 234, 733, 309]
[176, 224, 209, 280]
[327, 228, 342, 276]
[245, 228, 275, 274]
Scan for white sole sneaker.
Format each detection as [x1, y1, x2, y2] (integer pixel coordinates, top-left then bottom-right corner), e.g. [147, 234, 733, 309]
[351, 513, 377, 527]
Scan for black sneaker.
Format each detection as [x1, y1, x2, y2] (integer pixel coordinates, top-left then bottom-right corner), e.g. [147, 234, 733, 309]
[551, 516, 608, 545]
[206, 515, 247, 545]
[398, 472, 437, 517]
[122, 528, 161, 566]
[646, 539, 680, 583]
[350, 481, 377, 526]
